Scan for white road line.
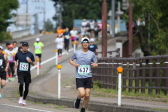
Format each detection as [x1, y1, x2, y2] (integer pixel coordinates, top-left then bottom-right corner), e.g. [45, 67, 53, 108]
[1, 104, 52, 112]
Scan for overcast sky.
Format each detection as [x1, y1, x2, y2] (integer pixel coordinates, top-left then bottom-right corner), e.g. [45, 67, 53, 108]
[16, 0, 55, 33]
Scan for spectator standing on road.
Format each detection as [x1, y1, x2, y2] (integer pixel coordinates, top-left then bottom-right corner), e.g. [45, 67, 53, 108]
[0, 46, 9, 98]
[63, 28, 70, 55]
[34, 38, 44, 69]
[69, 37, 98, 112]
[15, 42, 35, 106]
[88, 38, 98, 55]
[55, 35, 64, 60]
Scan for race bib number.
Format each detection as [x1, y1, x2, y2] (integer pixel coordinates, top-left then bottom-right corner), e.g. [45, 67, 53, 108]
[0, 59, 3, 66]
[19, 62, 29, 71]
[8, 55, 13, 61]
[78, 65, 90, 75]
[35, 45, 41, 49]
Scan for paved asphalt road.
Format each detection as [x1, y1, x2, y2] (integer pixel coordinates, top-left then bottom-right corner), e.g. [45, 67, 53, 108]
[0, 34, 88, 112]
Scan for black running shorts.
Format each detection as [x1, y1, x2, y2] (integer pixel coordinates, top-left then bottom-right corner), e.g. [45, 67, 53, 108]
[18, 72, 31, 84]
[0, 71, 6, 80]
[76, 77, 93, 89]
[35, 54, 42, 58]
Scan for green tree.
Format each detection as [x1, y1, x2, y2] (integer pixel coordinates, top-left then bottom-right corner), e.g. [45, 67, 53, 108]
[51, 0, 121, 29]
[131, 0, 168, 55]
[0, 0, 19, 40]
[44, 19, 54, 32]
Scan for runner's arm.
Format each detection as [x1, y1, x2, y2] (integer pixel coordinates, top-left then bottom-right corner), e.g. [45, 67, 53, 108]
[69, 59, 79, 68]
[4, 54, 9, 71]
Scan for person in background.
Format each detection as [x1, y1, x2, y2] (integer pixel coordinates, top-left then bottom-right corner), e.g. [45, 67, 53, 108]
[88, 38, 98, 55]
[4, 42, 10, 53]
[89, 20, 95, 38]
[55, 34, 64, 60]
[13, 41, 18, 52]
[80, 26, 86, 38]
[34, 38, 44, 69]
[81, 19, 87, 27]
[18, 41, 24, 52]
[0, 46, 9, 98]
[63, 28, 70, 55]
[6, 44, 16, 81]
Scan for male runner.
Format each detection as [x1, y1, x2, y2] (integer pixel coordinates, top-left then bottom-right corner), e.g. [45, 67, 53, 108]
[0, 46, 9, 98]
[63, 28, 70, 55]
[88, 38, 98, 55]
[15, 42, 35, 105]
[34, 38, 44, 68]
[69, 37, 98, 112]
[13, 41, 18, 52]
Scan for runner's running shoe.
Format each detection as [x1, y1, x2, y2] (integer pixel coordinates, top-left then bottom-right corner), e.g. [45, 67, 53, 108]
[0, 94, 2, 98]
[74, 97, 81, 108]
[22, 100, 26, 106]
[80, 108, 85, 112]
[18, 97, 23, 104]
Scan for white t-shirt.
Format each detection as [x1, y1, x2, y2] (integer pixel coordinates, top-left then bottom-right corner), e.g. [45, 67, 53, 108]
[55, 38, 64, 49]
[81, 27, 86, 35]
[6, 50, 16, 62]
[81, 21, 87, 26]
[13, 47, 18, 52]
[70, 30, 78, 37]
[90, 21, 95, 29]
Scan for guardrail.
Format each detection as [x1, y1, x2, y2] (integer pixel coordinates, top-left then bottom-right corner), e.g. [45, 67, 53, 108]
[12, 28, 30, 39]
[92, 55, 168, 95]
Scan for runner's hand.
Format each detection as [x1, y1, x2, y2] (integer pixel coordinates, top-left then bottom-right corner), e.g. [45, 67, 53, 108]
[5, 68, 8, 72]
[91, 63, 97, 67]
[27, 58, 33, 63]
[73, 63, 79, 68]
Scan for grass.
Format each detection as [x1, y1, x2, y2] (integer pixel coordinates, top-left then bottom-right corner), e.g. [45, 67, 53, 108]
[153, 108, 168, 112]
[55, 105, 66, 109]
[92, 81, 168, 102]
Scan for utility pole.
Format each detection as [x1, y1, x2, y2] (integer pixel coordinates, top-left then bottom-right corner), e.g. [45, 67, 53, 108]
[26, 0, 28, 27]
[102, 0, 107, 57]
[128, 0, 133, 57]
[43, 0, 46, 31]
[111, 0, 115, 37]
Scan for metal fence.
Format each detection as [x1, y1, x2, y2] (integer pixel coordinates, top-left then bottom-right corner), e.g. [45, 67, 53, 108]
[92, 55, 168, 95]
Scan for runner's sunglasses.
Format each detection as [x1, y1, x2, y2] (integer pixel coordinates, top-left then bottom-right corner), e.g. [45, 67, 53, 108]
[81, 41, 89, 43]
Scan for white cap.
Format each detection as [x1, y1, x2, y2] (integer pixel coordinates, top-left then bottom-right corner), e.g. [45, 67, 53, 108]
[0, 46, 3, 49]
[36, 38, 40, 41]
[81, 37, 90, 43]
[90, 38, 95, 42]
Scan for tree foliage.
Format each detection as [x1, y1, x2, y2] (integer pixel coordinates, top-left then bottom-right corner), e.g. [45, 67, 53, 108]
[51, 0, 121, 29]
[0, 0, 19, 32]
[0, 0, 19, 40]
[131, 0, 168, 55]
[44, 19, 54, 32]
